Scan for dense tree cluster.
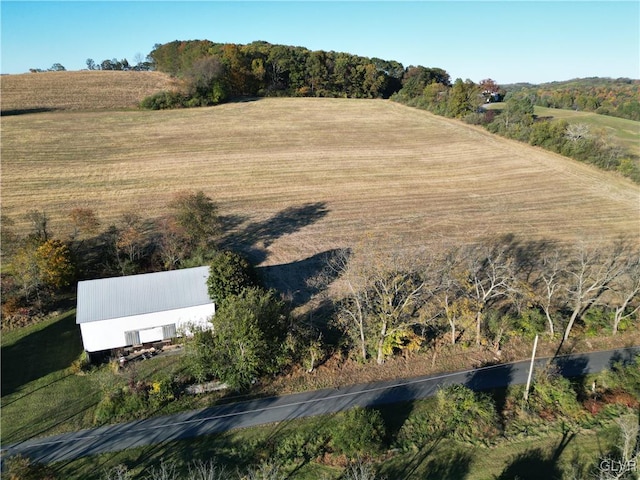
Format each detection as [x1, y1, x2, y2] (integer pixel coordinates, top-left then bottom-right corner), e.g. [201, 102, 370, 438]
[505, 77, 640, 121]
[481, 95, 639, 181]
[142, 40, 406, 108]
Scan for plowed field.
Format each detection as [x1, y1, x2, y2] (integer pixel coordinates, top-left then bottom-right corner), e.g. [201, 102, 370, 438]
[2, 97, 638, 266]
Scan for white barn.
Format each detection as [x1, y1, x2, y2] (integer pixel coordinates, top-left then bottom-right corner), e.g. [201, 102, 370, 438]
[76, 266, 215, 356]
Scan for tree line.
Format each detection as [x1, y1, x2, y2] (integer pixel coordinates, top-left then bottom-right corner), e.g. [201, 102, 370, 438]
[85, 55, 154, 72]
[504, 77, 640, 121]
[2, 192, 638, 375]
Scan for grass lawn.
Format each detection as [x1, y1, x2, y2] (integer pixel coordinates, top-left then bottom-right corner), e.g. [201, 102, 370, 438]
[0, 310, 194, 445]
[1, 310, 101, 443]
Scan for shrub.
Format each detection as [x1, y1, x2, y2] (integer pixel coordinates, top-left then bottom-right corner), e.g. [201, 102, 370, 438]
[140, 91, 187, 110]
[329, 407, 386, 457]
[69, 351, 91, 375]
[598, 356, 640, 397]
[397, 385, 499, 449]
[273, 427, 329, 465]
[528, 368, 583, 421]
[93, 384, 150, 424]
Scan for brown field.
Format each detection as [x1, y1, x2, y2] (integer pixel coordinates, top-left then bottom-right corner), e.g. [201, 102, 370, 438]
[2, 97, 639, 270]
[0, 70, 177, 113]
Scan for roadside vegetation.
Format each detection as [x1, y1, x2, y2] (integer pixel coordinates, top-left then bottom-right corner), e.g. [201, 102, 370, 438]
[6, 356, 639, 479]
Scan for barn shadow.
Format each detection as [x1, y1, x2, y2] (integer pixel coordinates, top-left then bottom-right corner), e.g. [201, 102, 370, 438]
[1, 310, 82, 397]
[220, 202, 329, 265]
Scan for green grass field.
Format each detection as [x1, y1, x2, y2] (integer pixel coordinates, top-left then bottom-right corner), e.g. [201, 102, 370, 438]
[534, 106, 640, 157]
[0, 310, 199, 445]
[486, 103, 640, 157]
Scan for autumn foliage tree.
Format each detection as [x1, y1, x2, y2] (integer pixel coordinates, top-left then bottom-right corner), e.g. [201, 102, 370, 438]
[167, 190, 220, 254]
[11, 239, 74, 309]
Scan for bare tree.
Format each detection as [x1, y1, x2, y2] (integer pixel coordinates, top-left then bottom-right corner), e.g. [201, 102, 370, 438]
[459, 238, 517, 346]
[609, 254, 640, 335]
[329, 248, 368, 361]
[330, 247, 430, 364]
[562, 240, 631, 342]
[532, 245, 566, 337]
[341, 459, 386, 480]
[102, 464, 132, 480]
[25, 209, 50, 243]
[240, 461, 281, 480]
[596, 414, 639, 480]
[68, 207, 100, 243]
[188, 460, 228, 480]
[156, 216, 189, 270]
[435, 248, 474, 345]
[144, 460, 178, 480]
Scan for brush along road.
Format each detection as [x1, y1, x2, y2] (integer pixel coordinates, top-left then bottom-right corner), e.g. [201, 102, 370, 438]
[3, 346, 638, 464]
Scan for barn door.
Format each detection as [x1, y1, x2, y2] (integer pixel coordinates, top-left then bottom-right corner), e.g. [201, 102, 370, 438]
[162, 324, 177, 340]
[124, 330, 140, 346]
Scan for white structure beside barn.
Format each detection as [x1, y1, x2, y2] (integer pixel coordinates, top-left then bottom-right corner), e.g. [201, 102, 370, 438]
[76, 266, 214, 357]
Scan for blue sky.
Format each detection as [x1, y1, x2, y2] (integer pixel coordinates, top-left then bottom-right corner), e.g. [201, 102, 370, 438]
[1, 1, 638, 84]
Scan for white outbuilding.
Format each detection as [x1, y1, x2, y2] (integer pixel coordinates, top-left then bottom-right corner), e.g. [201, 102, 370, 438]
[76, 266, 215, 357]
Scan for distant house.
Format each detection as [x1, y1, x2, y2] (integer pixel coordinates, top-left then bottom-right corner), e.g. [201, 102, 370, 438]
[76, 266, 215, 360]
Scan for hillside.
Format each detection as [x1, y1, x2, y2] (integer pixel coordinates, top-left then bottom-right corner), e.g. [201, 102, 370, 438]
[485, 102, 640, 157]
[0, 70, 178, 113]
[503, 77, 640, 121]
[2, 97, 638, 270]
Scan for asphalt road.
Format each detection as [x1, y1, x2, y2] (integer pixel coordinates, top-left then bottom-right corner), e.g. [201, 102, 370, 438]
[3, 346, 639, 465]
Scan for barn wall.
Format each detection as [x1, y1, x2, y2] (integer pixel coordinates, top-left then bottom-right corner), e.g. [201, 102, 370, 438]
[79, 303, 215, 352]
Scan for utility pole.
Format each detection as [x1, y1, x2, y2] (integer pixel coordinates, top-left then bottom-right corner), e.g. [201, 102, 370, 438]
[524, 334, 539, 402]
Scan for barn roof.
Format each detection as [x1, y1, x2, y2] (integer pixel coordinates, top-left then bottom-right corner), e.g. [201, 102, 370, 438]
[76, 266, 212, 324]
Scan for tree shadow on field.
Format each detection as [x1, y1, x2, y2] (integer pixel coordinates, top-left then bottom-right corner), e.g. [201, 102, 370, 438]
[258, 248, 342, 308]
[1, 310, 83, 396]
[494, 429, 575, 480]
[381, 435, 473, 480]
[1, 107, 59, 116]
[220, 202, 329, 265]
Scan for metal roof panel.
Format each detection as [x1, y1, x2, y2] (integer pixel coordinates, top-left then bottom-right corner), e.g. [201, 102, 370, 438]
[76, 266, 212, 324]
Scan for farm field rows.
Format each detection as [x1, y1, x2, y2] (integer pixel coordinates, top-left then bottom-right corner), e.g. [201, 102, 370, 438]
[0, 70, 178, 113]
[2, 97, 639, 269]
